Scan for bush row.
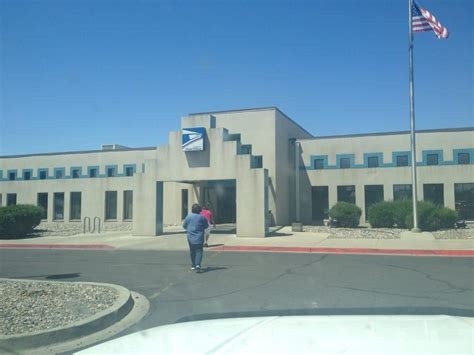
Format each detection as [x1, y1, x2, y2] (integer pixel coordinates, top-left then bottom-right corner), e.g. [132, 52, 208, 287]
[328, 200, 458, 231]
[368, 199, 458, 231]
[0, 204, 43, 239]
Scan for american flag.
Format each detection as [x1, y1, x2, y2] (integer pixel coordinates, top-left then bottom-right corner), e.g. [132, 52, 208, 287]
[412, 2, 449, 39]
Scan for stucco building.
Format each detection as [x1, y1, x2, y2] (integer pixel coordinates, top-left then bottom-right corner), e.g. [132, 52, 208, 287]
[1, 107, 473, 237]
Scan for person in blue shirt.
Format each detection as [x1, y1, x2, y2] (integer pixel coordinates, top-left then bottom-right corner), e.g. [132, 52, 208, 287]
[183, 203, 209, 273]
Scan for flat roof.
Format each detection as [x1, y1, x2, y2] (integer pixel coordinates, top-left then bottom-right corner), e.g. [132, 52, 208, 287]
[188, 106, 314, 138]
[297, 127, 474, 141]
[0, 146, 157, 159]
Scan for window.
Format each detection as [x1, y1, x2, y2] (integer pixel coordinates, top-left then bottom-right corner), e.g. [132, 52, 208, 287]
[89, 168, 98, 178]
[23, 171, 31, 180]
[0, 194, 2, 207]
[72, 169, 80, 179]
[8, 172, 16, 181]
[313, 159, 324, 170]
[39, 170, 47, 180]
[181, 189, 188, 220]
[125, 167, 134, 176]
[340, 158, 351, 169]
[70, 192, 82, 220]
[105, 191, 117, 220]
[458, 152, 470, 165]
[364, 185, 384, 219]
[107, 167, 115, 177]
[37, 193, 48, 220]
[55, 169, 64, 179]
[7, 193, 17, 206]
[454, 183, 474, 220]
[123, 191, 133, 220]
[423, 184, 444, 206]
[53, 193, 65, 220]
[367, 156, 379, 168]
[426, 153, 439, 166]
[396, 155, 409, 167]
[312, 186, 329, 221]
[393, 184, 412, 200]
[337, 185, 356, 204]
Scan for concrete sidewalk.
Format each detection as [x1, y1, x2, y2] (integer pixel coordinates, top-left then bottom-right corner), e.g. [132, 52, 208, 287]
[1, 226, 473, 256]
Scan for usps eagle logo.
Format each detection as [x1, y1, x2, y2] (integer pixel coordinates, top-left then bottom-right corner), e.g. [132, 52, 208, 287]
[182, 127, 205, 151]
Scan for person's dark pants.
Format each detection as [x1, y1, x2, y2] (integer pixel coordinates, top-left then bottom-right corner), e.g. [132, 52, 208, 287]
[188, 242, 203, 267]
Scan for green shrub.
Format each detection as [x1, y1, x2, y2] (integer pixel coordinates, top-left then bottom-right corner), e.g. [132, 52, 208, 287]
[368, 201, 395, 228]
[392, 199, 412, 229]
[405, 201, 458, 231]
[0, 204, 43, 239]
[329, 202, 362, 228]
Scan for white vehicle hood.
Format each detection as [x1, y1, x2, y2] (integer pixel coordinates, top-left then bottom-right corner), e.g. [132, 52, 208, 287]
[78, 315, 474, 354]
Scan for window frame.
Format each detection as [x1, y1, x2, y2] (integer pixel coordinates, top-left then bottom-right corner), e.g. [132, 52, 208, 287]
[105, 191, 118, 221]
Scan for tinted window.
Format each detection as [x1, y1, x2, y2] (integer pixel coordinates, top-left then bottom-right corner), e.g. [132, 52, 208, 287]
[454, 183, 474, 220]
[458, 152, 470, 165]
[55, 170, 64, 179]
[39, 170, 47, 179]
[313, 159, 324, 169]
[312, 186, 329, 220]
[426, 153, 439, 166]
[107, 168, 115, 177]
[7, 193, 17, 206]
[23, 171, 31, 180]
[53, 192, 65, 220]
[8, 172, 16, 181]
[367, 156, 379, 168]
[124, 190, 133, 220]
[70, 192, 82, 220]
[125, 167, 134, 176]
[393, 184, 412, 200]
[365, 185, 384, 219]
[105, 191, 117, 220]
[89, 168, 98, 178]
[340, 158, 350, 169]
[396, 155, 409, 167]
[423, 184, 444, 206]
[72, 169, 80, 178]
[337, 185, 356, 204]
[37, 193, 48, 219]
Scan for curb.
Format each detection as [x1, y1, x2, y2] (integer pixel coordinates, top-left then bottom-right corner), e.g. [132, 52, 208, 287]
[0, 279, 133, 351]
[0, 243, 115, 250]
[208, 245, 474, 257]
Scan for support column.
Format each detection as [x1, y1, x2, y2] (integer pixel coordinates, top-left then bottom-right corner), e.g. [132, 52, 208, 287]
[236, 169, 269, 237]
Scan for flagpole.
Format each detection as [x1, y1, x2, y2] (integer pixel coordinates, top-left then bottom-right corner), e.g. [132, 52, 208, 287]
[408, 0, 420, 232]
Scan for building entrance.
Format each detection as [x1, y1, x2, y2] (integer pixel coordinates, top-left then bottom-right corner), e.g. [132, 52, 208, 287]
[201, 180, 236, 224]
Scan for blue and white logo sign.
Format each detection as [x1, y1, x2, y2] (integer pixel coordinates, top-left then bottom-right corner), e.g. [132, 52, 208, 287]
[182, 127, 205, 151]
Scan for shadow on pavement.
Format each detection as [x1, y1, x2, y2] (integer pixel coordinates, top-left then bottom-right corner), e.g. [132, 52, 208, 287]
[200, 266, 228, 274]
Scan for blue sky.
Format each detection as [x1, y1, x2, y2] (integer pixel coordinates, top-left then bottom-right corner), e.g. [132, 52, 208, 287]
[1, 0, 472, 155]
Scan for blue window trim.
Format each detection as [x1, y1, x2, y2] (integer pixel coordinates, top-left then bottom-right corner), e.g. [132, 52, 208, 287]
[421, 150, 443, 166]
[38, 168, 49, 180]
[54, 167, 65, 179]
[310, 155, 329, 169]
[22, 169, 33, 180]
[7, 169, 18, 181]
[123, 164, 137, 177]
[105, 164, 118, 178]
[142, 163, 145, 173]
[453, 148, 474, 165]
[364, 153, 384, 168]
[0, 170, 3, 180]
[87, 166, 100, 178]
[70, 166, 83, 178]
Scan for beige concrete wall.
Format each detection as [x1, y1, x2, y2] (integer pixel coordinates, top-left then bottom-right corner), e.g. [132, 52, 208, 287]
[298, 130, 474, 224]
[274, 110, 313, 225]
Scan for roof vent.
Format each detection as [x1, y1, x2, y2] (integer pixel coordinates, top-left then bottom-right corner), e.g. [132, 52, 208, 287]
[101, 144, 130, 151]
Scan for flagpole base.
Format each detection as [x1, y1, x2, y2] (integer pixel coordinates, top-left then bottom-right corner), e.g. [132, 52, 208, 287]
[411, 228, 422, 233]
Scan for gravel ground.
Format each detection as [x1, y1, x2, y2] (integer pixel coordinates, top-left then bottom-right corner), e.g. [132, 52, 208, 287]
[30, 222, 132, 237]
[304, 226, 402, 239]
[432, 228, 474, 240]
[0, 280, 119, 336]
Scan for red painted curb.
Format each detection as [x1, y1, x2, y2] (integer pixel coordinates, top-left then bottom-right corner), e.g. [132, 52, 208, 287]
[0, 244, 115, 250]
[208, 245, 474, 257]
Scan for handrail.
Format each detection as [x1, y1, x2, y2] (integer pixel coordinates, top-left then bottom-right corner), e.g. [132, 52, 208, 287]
[83, 217, 91, 234]
[93, 217, 101, 234]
